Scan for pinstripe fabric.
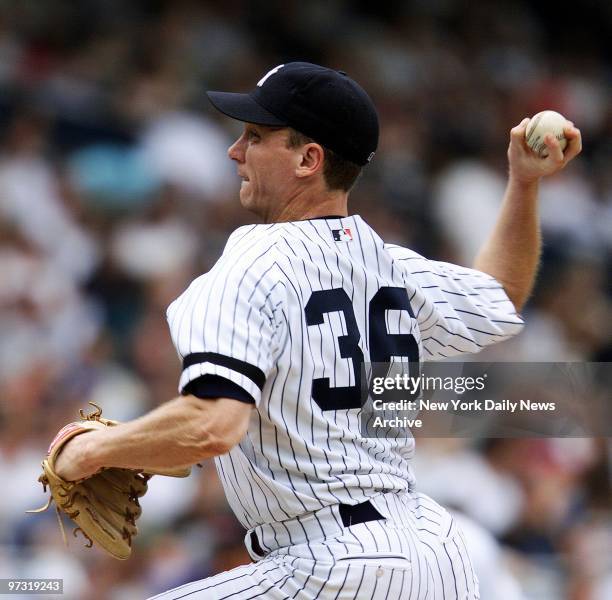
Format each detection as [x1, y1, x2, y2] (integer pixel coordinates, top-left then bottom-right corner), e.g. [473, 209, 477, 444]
[149, 492, 479, 599]
[163, 215, 520, 598]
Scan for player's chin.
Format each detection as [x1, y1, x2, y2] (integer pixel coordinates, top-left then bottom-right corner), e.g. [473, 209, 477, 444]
[239, 185, 255, 210]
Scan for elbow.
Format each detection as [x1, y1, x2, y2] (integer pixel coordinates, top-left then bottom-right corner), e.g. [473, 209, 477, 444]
[178, 423, 231, 461]
[501, 283, 528, 314]
[190, 397, 251, 459]
[198, 427, 236, 457]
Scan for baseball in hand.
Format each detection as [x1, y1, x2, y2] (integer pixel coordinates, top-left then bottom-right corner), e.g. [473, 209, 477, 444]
[525, 110, 569, 158]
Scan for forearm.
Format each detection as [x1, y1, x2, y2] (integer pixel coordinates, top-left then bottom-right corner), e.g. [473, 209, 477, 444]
[473, 177, 541, 312]
[473, 116, 582, 312]
[78, 395, 249, 473]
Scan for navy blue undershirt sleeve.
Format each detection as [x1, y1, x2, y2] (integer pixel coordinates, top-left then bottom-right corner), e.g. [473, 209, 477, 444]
[182, 374, 256, 405]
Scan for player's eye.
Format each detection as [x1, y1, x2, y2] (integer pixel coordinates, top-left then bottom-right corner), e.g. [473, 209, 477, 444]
[246, 130, 260, 141]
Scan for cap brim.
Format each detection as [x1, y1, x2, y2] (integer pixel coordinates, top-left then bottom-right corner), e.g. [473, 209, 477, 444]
[206, 91, 286, 126]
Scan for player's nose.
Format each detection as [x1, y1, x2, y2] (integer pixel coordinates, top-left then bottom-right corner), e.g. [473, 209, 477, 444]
[228, 136, 245, 162]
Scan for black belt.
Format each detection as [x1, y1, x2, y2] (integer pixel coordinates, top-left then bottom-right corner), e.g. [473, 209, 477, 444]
[250, 500, 384, 557]
[338, 500, 384, 527]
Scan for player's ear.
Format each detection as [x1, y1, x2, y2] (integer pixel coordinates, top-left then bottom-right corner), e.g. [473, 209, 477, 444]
[295, 143, 325, 180]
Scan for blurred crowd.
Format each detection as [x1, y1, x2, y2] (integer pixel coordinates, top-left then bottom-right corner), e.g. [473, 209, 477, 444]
[0, 1, 610, 598]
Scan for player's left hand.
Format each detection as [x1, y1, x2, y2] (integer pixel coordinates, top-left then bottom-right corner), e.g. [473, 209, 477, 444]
[507, 118, 582, 185]
[29, 404, 193, 559]
[53, 433, 100, 481]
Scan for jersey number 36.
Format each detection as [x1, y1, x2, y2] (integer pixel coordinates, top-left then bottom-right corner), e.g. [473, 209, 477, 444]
[305, 287, 419, 411]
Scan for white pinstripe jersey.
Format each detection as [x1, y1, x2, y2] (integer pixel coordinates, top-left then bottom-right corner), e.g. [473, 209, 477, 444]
[166, 215, 523, 530]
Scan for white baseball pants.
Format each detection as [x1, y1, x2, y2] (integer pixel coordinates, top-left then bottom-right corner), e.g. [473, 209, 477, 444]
[149, 492, 479, 599]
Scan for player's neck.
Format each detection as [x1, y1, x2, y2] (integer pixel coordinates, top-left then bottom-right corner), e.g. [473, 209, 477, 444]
[266, 189, 348, 223]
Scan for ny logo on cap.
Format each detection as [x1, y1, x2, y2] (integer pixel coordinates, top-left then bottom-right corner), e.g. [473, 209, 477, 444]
[258, 64, 285, 87]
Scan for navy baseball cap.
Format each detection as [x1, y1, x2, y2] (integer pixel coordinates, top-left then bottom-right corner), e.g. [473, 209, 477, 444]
[207, 62, 379, 166]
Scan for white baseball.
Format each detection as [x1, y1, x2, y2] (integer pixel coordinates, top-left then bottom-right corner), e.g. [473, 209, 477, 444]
[525, 110, 569, 158]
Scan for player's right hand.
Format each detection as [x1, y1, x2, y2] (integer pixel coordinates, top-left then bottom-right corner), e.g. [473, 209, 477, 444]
[507, 118, 582, 186]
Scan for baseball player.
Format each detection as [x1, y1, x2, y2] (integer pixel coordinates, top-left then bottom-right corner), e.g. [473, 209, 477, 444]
[53, 63, 582, 598]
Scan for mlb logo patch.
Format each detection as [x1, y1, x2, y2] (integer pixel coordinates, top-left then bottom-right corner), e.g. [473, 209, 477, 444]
[332, 228, 353, 242]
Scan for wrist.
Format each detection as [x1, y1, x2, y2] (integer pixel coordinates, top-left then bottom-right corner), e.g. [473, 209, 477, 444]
[507, 174, 540, 210]
[80, 430, 105, 474]
[508, 171, 540, 192]
[66, 431, 103, 479]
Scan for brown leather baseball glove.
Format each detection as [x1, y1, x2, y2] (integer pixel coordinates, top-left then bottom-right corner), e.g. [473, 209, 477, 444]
[28, 403, 191, 560]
